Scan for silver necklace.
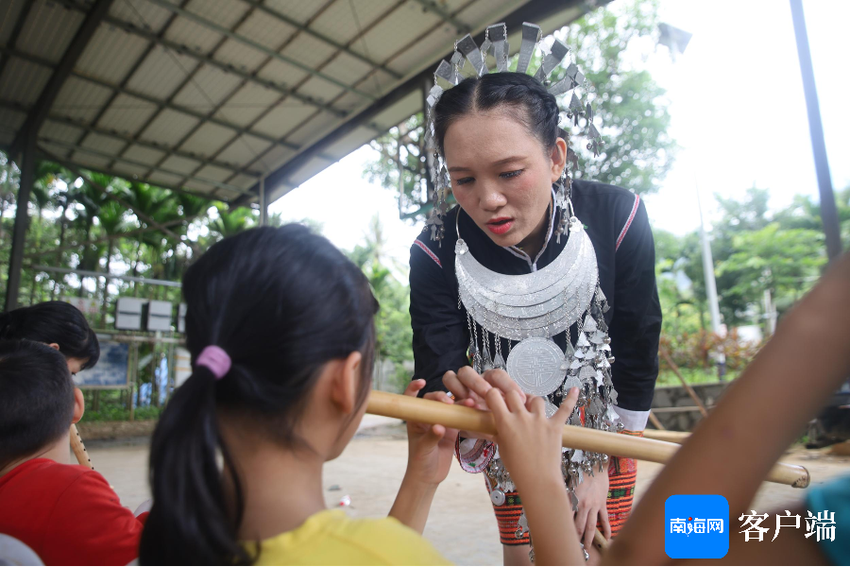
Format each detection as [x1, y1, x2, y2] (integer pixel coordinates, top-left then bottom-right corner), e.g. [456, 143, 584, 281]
[456, 213, 596, 397]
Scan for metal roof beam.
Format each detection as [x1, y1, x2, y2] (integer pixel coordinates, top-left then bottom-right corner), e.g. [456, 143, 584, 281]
[77, 1, 187, 176]
[38, 138, 250, 195]
[49, 0, 351, 118]
[0, 0, 37, 81]
[242, 0, 403, 81]
[11, 0, 115, 154]
[410, 0, 471, 34]
[0, 100, 256, 178]
[143, 0, 376, 101]
[0, 46, 300, 150]
[233, 0, 587, 207]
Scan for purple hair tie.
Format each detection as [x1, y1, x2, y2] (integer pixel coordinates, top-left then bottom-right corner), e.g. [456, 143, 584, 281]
[196, 346, 231, 380]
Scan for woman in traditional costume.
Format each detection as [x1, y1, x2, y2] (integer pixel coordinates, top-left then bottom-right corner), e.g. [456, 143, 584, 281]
[408, 23, 662, 564]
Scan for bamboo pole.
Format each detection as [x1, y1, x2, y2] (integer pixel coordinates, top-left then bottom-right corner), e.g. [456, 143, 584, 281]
[659, 347, 709, 418]
[367, 391, 809, 488]
[69, 423, 93, 469]
[643, 430, 690, 444]
[648, 410, 666, 430]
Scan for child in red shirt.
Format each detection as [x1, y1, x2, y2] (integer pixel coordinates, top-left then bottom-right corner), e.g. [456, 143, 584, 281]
[0, 340, 144, 565]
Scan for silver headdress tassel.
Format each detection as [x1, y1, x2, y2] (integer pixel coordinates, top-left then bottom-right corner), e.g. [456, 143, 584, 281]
[423, 21, 603, 245]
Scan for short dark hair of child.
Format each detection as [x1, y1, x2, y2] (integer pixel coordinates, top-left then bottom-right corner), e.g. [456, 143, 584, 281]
[0, 339, 75, 470]
[0, 301, 100, 370]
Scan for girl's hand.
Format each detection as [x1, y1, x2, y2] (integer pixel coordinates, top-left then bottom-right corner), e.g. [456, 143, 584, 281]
[573, 464, 611, 549]
[442, 366, 526, 440]
[486, 386, 579, 492]
[403, 379, 459, 486]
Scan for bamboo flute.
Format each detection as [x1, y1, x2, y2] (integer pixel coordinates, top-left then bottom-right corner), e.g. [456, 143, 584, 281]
[366, 391, 809, 488]
[70, 423, 94, 469]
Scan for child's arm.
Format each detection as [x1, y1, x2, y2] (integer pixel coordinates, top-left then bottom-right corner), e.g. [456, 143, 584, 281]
[487, 386, 585, 566]
[389, 380, 459, 533]
[606, 252, 850, 565]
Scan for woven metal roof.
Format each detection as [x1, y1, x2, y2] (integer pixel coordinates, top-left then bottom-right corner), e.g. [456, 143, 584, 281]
[0, 0, 589, 206]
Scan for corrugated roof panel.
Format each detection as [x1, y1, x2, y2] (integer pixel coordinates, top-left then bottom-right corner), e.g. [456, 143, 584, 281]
[80, 131, 125, 155]
[122, 145, 167, 166]
[253, 144, 295, 173]
[283, 110, 339, 147]
[355, 69, 395, 99]
[310, 0, 395, 46]
[228, 173, 258, 190]
[125, 45, 200, 100]
[213, 38, 269, 75]
[386, 26, 454, 75]
[214, 82, 280, 127]
[320, 52, 373, 88]
[76, 25, 150, 85]
[0, 107, 26, 144]
[322, 124, 376, 157]
[164, 16, 224, 55]
[171, 65, 243, 110]
[252, 102, 312, 139]
[194, 164, 233, 183]
[255, 58, 310, 90]
[182, 177, 216, 193]
[52, 76, 113, 124]
[139, 108, 201, 146]
[262, 0, 327, 26]
[71, 151, 111, 171]
[455, 0, 515, 32]
[0, 56, 51, 106]
[147, 171, 185, 188]
[215, 133, 272, 168]
[279, 33, 337, 70]
[160, 154, 202, 175]
[109, 0, 174, 35]
[288, 155, 334, 186]
[0, 0, 28, 46]
[16, 0, 83, 64]
[95, 93, 158, 136]
[332, 91, 364, 113]
[233, 8, 297, 52]
[39, 120, 85, 144]
[369, 89, 420, 130]
[178, 121, 234, 158]
[184, 0, 249, 31]
[111, 162, 149, 180]
[296, 76, 344, 104]
[354, 2, 442, 62]
[38, 140, 73, 160]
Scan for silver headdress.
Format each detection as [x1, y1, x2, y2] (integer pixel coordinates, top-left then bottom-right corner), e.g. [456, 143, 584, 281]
[423, 22, 603, 245]
[424, 23, 616, 559]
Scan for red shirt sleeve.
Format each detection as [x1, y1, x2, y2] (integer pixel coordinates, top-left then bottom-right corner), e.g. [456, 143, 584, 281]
[40, 470, 143, 566]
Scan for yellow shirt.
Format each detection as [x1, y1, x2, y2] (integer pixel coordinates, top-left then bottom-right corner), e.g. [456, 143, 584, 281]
[251, 509, 451, 566]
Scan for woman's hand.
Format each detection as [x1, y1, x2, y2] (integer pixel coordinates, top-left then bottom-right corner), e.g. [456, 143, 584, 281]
[442, 366, 526, 440]
[573, 464, 610, 549]
[403, 379, 459, 487]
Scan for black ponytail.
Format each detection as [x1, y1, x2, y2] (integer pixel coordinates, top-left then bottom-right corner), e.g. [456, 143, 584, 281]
[0, 301, 99, 368]
[433, 72, 562, 157]
[140, 225, 378, 565]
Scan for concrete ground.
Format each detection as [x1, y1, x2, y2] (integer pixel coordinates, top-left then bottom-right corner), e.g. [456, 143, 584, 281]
[88, 420, 850, 566]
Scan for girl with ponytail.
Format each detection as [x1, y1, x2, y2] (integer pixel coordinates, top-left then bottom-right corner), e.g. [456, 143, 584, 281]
[140, 224, 585, 565]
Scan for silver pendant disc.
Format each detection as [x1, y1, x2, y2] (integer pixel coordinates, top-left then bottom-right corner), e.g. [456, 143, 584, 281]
[505, 337, 567, 396]
[490, 489, 506, 506]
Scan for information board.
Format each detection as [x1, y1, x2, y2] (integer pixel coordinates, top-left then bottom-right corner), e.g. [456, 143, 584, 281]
[73, 341, 130, 389]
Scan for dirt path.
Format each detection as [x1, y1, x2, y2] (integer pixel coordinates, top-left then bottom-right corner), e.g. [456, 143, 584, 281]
[88, 426, 850, 566]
